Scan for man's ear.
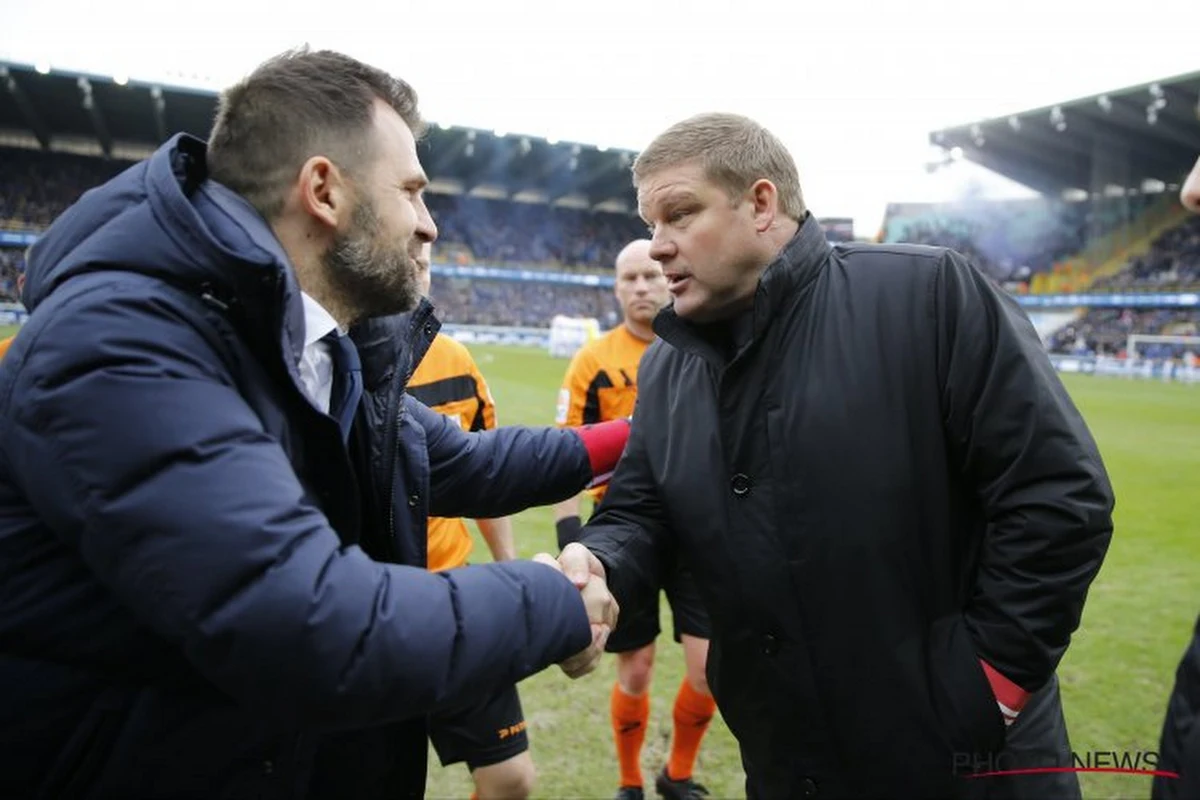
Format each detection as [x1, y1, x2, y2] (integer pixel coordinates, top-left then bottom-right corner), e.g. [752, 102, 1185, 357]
[749, 178, 779, 233]
[296, 156, 354, 231]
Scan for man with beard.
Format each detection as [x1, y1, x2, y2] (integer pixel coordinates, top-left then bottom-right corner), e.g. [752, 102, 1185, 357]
[0, 48, 625, 800]
[553, 239, 716, 800]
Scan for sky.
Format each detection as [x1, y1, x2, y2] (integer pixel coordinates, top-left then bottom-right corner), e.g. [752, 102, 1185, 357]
[1, 0, 1197, 234]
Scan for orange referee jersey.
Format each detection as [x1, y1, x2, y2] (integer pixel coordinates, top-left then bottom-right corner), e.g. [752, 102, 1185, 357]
[555, 324, 651, 503]
[408, 333, 498, 572]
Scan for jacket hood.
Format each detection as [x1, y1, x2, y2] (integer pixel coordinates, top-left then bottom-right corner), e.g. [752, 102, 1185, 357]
[22, 133, 306, 363]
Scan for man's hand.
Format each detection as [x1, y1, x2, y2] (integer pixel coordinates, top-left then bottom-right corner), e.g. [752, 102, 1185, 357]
[533, 549, 617, 626]
[556, 541, 607, 589]
[534, 547, 618, 679]
[559, 618, 611, 679]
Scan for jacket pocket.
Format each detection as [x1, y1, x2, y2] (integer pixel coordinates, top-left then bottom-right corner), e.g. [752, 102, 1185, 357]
[927, 615, 1006, 760]
[37, 687, 132, 800]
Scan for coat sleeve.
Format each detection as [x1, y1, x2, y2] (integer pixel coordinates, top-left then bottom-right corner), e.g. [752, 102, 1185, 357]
[934, 250, 1115, 691]
[414, 395, 596, 518]
[2, 285, 591, 731]
[574, 388, 674, 613]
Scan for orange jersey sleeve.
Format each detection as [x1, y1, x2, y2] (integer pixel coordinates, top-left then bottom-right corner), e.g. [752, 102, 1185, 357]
[0, 336, 14, 361]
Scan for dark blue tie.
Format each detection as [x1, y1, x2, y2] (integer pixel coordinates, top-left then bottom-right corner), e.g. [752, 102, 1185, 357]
[324, 331, 363, 443]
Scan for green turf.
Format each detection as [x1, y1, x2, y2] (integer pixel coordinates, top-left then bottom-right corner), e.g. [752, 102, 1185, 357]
[1054, 376, 1198, 800]
[422, 345, 1198, 800]
[2, 325, 1187, 798]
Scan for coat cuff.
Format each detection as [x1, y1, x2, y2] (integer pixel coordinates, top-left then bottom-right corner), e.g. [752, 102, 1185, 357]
[572, 418, 631, 486]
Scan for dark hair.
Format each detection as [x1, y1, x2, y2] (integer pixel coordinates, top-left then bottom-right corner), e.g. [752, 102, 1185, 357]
[207, 47, 423, 220]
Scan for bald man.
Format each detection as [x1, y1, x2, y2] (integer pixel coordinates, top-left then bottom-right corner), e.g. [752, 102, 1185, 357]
[553, 241, 716, 800]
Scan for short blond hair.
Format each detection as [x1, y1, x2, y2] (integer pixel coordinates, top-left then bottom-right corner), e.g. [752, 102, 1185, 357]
[632, 113, 805, 220]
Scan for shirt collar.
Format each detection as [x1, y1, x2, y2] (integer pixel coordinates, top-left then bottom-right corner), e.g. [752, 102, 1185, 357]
[301, 291, 341, 348]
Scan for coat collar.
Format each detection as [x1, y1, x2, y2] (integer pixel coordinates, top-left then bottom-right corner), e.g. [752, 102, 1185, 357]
[350, 298, 441, 393]
[653, 212, 831, 364]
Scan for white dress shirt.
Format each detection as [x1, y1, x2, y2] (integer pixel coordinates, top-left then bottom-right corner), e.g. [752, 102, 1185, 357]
[298, 292, 341, 414]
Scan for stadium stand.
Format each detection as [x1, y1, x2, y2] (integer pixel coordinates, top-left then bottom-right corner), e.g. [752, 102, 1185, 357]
[0, 247, 22, 302]
[929, 70, 1200, 286]
[922, 71, 1200, 381]
[0, 59, 1197, 379]
[1048, 307, 1199, 358]
[1042, 214, 1200, 358]
[423, 193, 644, 272]
[1088, 215, 1200, 294]
[0, 60, 870, 327]
[0, 145, 128, 230]
[429, 274, 619, 328]
[878, 194, 1162, 285]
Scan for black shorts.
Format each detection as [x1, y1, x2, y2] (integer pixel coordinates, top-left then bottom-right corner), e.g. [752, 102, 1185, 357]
[429, 682, 528, 770]
[605, 563, 712, 653]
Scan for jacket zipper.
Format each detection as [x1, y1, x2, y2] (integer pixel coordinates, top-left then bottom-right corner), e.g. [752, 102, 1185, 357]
[383, 310, 432, 563]
[384, 358, 414, 560]
[387, 406, 400, 548]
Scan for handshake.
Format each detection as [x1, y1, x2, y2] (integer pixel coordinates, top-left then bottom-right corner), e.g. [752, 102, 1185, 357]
[533, 543, 619, 679]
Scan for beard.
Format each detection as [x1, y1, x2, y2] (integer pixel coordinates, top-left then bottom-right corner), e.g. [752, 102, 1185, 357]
[322, 198, 422, 321]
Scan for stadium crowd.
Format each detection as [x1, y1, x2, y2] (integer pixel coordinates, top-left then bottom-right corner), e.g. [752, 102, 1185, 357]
[0, 146, 128, 230]
[2, 145, 1196, 337]
[0, 146, 642, 272]
[1042, 213, 1200, 358]
[880, 195, 1157, 282]
[1048, 308, 1200, 358]
[0, 145, 634, 318]
[428, 274, 617, 328]
[425, 194, 645, 272]
[1089, 214, 1200, 293]
[0, 249, 22, 302]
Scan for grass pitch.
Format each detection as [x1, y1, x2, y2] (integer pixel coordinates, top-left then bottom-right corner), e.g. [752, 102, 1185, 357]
[423, 344, 1198, 800]
[4, 324, 1191, 798]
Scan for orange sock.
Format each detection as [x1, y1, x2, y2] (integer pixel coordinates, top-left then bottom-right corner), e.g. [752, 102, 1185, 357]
[667, 678, 717, 781]
[611, 682, 650, 788]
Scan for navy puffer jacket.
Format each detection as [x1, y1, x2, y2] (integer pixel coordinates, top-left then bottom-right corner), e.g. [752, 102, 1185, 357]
[0, 134, 592, 799]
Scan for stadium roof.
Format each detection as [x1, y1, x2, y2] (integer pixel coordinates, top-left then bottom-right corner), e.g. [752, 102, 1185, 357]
[930, 70, 1200, 198]
[0, 60, 640, 213]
